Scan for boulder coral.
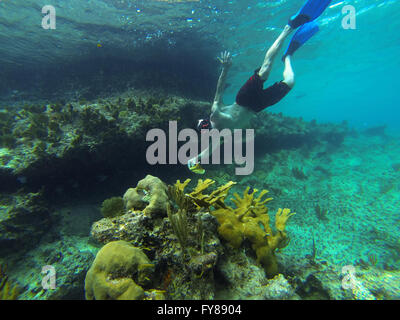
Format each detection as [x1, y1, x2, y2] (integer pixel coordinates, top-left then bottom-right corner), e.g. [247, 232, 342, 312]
[85, 240, 156, 300]
[123, 175, 169, 217]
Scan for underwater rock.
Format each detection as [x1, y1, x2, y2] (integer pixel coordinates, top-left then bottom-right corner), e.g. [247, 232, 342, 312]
[46, 250, 95, 300]
[363, 125, 387, 137]
[0, 92, 351, 203]
[353, 267, 400, 300]
[8, 236, 96, 300]
[214, 245, 298, 299]
[85, 240, 155, 300]
[0, 192, 52, 256]
[279, 256, 350, 300]
[391, 163, 400, 172]
[123, 175, 169, 217]
[188, 252, 218, 276]
[0, 264, 20, 300]
[0, 95, 209, 196]
[90, 210, 156, 245]
[253, 112, 350, 154]
[279, 255, 400, 300]
[264, 274, 297, 300]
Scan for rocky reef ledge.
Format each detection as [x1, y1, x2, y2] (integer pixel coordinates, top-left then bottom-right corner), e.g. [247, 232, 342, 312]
[0, 89, 350, 196]
[0, 91, 209, 195]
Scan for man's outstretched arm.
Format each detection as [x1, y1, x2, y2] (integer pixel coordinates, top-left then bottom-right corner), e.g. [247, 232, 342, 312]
[213, 51, 232, 106]
[187, 51, 232, 172]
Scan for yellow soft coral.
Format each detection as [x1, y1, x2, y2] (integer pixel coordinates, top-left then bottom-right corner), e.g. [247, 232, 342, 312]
[169, 178, 236, 210]
[231, 187, 273, 220]
[167, 179, 295, 278]
[188, 179, 236, 209]
[211, 186, 295, 278]
[174, 178, 191, 193]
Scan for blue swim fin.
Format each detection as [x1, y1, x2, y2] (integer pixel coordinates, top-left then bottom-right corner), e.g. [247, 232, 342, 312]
[289, 0, 331, 28]
[283, 21, 319, 60]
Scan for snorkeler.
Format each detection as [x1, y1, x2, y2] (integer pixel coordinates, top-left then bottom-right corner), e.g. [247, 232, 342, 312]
[188, 0, 331, 173]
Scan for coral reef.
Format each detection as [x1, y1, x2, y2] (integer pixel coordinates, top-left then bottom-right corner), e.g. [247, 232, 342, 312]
[90, 176, 295, 301]
[263, 274, 297, 299]
[1, 83, 397, 300]
[90, 177, 224, 299]
[0, 0, 398, 301]
[85, 240, 158, 300]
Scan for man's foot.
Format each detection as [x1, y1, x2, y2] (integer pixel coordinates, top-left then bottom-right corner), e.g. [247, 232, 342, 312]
[282, 21, 319, 61]
[288, 0, 331, 28]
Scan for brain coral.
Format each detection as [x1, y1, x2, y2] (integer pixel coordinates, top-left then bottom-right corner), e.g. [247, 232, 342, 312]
[85, 240, 155, 300]
[123, 174, 169, 216]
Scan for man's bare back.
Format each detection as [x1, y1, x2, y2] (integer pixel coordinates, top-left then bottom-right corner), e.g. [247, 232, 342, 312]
[210, 101, 255, 132]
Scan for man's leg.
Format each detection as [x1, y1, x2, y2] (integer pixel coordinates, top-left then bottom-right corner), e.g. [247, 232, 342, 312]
[258, 25, 293, 81]
[282, 55, 295, 88]
[252, 55, 294, 111]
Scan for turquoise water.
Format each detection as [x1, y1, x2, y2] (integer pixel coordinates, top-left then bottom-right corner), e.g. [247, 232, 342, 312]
[224, 0, 400, 131]
[0, 0, 399, 300]
[1, 0, 399, 129]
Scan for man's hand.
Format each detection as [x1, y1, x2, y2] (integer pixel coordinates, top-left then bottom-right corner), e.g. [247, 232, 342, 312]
[187, 157, 198, 169]
[217, 51, 232, 68]
[187, 157, 205, 174]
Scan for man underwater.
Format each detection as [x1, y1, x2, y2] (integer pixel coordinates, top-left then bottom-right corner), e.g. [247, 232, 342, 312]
[188, 0, 331, 173]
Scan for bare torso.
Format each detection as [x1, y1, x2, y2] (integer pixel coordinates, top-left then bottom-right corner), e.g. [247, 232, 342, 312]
[187, 51, 256, 168]
[210, 101, 255, 131]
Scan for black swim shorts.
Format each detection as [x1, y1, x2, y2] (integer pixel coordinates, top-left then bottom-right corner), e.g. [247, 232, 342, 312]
[235, 68, 292, 113]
